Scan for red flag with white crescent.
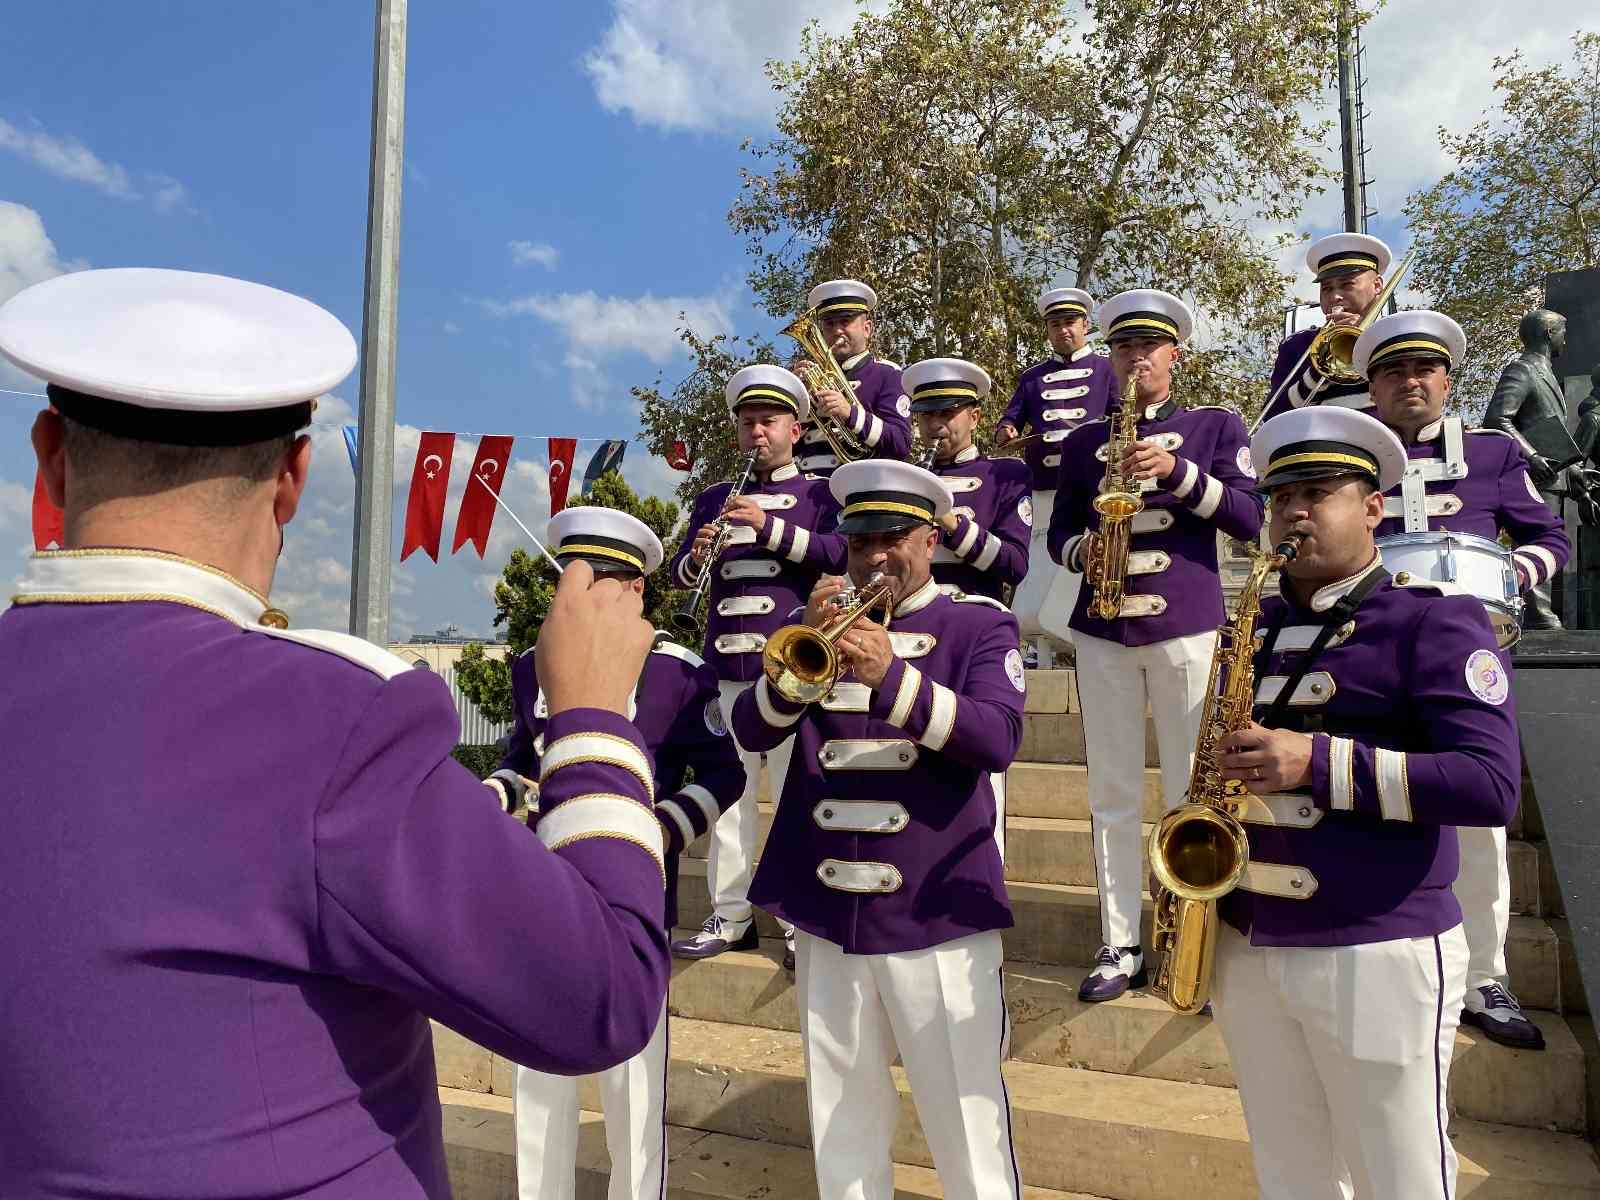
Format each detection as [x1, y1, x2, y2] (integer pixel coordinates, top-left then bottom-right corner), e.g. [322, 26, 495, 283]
[451, 435, 515, 557]
[401, 431, 456, 562]
[667, 439, 692, 471]
[31, 470, 63, 550]
[547, 437, 577, 516]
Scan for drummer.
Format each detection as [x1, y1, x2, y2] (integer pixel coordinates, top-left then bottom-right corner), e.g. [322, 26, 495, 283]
[1358, 308, 1568, 1053]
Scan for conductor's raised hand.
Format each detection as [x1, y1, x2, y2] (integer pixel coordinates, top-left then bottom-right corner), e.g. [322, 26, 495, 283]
[535, 560, 653, 718]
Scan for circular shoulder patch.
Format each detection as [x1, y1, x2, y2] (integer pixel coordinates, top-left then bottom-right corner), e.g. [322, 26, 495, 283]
[704, 697, 729, 736]
[1018, 495, 1034, 527]
[1004, 647, 1027, 693]
[1465, 648, 1509, 706]
[1237, 444, 1256, 479]
[896, 393, 912, 418]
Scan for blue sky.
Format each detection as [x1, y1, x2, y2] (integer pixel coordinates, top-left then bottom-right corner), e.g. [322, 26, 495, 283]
[1, 1, 1592, 638]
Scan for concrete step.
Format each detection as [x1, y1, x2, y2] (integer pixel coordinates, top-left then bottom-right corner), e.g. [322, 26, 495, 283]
[1023, 669, 1078, 714]
[1020, 713, 1157, 767]
[654, 1018, 1600, 1199]
[661, 945, 1587, 1135]
[672, 858, 1566, 1012]
[440, 1090, 1103, 1199]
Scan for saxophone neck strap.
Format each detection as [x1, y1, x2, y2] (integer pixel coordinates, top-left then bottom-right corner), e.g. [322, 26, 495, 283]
[1254, 566, 1389, 727]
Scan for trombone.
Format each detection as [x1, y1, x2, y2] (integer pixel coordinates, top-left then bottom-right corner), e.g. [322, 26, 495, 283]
[784, 309, 871, 464]
[762, 573, 894, 703]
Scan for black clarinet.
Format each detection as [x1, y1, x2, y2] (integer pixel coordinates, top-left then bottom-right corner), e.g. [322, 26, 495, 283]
[672, 449, 761, 633]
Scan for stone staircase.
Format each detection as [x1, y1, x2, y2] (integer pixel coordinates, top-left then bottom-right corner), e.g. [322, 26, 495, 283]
[439, 671, 1600, 1198]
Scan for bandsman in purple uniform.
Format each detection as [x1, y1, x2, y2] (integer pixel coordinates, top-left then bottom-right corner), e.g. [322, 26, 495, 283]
[502, 508, 746, 1200]
[1258, 233, 1395, 425]
[795, 278, 912, 477]
[669, 365, 847, 970]
[732, 460, 1023, 1200]
[905, 356, 1032, 603]
[0, 269, 671, 1199]
[1047, 288, 1265, 1002]
[1355, 309, 1566, 1052]
[1213, 407, 1520, 1198]
[1002, 287, 1116, 659]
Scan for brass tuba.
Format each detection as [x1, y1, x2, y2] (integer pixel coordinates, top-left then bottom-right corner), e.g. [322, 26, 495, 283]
[1148, 532, 1304, 1015]
[1083, 374, 1143, 621]
[784, 310, 872, 464]
[762, 574, 894, 703]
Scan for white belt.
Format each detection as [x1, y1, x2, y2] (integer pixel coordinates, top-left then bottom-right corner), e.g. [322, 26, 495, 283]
[1117, 595, 1168, 618]
[817, 858, 904, 893]
[1238, 861, 1319, 899]
[820, 682, 872, 712]
[818, 739, 918, 771]
[1255, 671, 1335, 707]
[1382, 492, 1464, 521]
[812, 801, 909, 833]
[1236, 792, 1324, 829]
[716, 596, 775, 617]
[751, 493, 796, 510]
[1130, 510, 1174, 534]
[714, 633, 768, 655]
[721, 559, 780, 581]
[887, 631, 935, 658]
[1126, 550, 1171, 576]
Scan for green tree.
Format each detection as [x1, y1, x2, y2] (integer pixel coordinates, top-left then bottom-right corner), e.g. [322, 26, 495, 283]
[1404, 31, 1600, 407]
[454, 470, 686, 726]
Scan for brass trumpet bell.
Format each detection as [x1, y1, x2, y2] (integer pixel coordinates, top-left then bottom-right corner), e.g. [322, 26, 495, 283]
[762, 576, 894, 704]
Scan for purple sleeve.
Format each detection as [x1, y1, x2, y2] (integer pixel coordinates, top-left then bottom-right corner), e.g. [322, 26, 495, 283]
[855, 363, 911, 460]
[1260, 333, 1311, 424]
[758, 502, 847, 575]
[1308, 598, 1520, 827]
[731, 674, 809, 754]
[1048, 427, 1095, 570]
[496, 653, 539, 776]
[1492, 439, 1571, 588]
[867, 609, 1024, 772]
[1162, 411, 1265, 543]
[654, 664, 747, 856]
[1001, 374, 1029, 428]
[313, 678, 669, 1076]
[941, 466, 1031, 588]
[669, 489, 719, 588]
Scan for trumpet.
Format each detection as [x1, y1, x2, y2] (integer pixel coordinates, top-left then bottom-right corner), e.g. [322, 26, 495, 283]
[784, 310, 871, 464]
[672, 448, 761, 633]
[762, 573, 894, 703]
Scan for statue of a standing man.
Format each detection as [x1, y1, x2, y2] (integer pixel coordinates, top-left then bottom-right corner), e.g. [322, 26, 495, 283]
[1483, 309, 1578, 628]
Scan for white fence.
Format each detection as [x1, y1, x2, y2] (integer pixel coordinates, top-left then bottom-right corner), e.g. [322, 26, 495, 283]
[443, 667, 510, 746]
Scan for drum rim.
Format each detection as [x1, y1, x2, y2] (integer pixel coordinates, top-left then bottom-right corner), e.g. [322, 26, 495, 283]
[1376, 530, 1511, 556]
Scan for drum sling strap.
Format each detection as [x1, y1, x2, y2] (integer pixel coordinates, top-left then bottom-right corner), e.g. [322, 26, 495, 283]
[1253, 565, 1390, 730]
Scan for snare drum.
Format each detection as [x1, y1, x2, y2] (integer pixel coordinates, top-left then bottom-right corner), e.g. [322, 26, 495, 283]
[1376, 531, 1522, 647]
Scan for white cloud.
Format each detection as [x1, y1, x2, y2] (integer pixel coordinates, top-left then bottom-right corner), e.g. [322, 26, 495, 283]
[0, 116, 192, 212]
[508, 239, 560, 269]
[583, 0, 889, 134]
[481, 286, 738, 363]
[0, 202, 86, 389]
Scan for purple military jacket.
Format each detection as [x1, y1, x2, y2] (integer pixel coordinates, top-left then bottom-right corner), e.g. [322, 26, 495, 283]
[1002, 345, 1117, 490]
[1258, 325, 1373, 425]
[1375, 416, 1570, 593]
[500, 636, 746, 931]
[1218, 560, 1521, 947]
[930, 446, 1034, 602]
[1046, 396, 1265, 646]
[0, 551, 669, 1199]
[795, 350, 913, 477]
[730, 579, 1023, 954]
[670, 461, 848, 682]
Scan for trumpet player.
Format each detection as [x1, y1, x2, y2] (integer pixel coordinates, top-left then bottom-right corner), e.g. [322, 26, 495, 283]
[795, 278, 912, 476]
[1212, 407, 1521, 1199]
[1258, 233, 1394, 425]
[1046, 289, 1264, 1002]
[905, 356, 1032, 603]
[669, 365, 846, 969]
[731, 459, 1024, 1200]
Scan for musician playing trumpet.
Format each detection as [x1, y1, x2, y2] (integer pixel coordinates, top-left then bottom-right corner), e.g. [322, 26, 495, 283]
[669, 366, 846, 969]
[794, 279, 912, 477]
[1047, 289, 1264, 1003]
[731, 459, 1024, 1200]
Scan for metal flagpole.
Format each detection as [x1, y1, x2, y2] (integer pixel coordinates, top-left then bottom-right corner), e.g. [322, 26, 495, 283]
[349, 0, 407, 643]
[1335, 1, 1362, 235]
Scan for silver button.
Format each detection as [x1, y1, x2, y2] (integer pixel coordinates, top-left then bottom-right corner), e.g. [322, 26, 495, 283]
[1298, 806, 1312, 819]
[888, 815, 902, 827]
[879, 876, 892, 888]
[1290, 877, 1304, 889]
[1310, 683, 1324, 695]
[822, 808, 834, 819]
[825, 866, 837, 878]
[898, 751, 911, 763]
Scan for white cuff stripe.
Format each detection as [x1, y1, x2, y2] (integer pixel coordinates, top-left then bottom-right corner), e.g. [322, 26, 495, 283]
[657, 799, 696, 847]
[1329, 735, 1354, 812]
[864, 413, 885, 447]
[888, 663, 922, 728]
[921, 682, 957, 751]
[756, 677, 804, 728]
[1523, 544, 1558, 581]
[540, 733, 654, 802]
[677, 782, 722, 828]
[765, 517, 785, 553]
[850, 402, 868, 436]
[1193, 474, 1224, 519]
[974, 532, 1001, 572]
[677, 554, 698, 587]
[539, 794, 665, 882]
[1375, 748, 1412, 821]
[787, 525, 811, 564]
[1168, 459, 1199, 500]
[1064, 533, 1084, 571]
[953, 520, 980, 558]
[1513, 552, 1540, 586]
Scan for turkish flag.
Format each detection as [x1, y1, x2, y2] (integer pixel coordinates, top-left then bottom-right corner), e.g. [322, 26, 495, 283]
[31, 470, 63, 550]
[401, 431, 456, 562]
[451, 435, 515, 557]
[667, 439, 693, 471]
[547, 437, 577, 516]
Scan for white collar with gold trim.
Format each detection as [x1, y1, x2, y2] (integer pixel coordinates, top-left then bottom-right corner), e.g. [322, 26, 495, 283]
[893, 577, 941, 617]
[12, 549, 278, 626]
[1416, 417, 1445, 443]
[946, 445, 981, 465]
[1300, 552, 1384, 613]
[839, 350, 870, 373]
[765, 461, 800, 483]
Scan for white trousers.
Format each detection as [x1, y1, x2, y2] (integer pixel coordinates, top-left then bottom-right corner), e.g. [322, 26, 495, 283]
[795, 929, 1021, 1200]
[513, 999, 669, 1200]
[1452, 823, 1510, 985]
[1073, 630, 1214, 947]
[1011, 490, 1079, 644]
[709, 680, 794, 927]
[1212, 924, 1469, 1199]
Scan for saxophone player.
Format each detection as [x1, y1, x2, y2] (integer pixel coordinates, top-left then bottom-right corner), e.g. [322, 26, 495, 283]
[795, 279, 912, 476]
[1046, 289, 1264, 1002]
[1213, 407, 1521, 1198]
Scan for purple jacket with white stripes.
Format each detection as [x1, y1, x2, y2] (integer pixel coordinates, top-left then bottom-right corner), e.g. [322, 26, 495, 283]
[668, 461, 849, 682]
[1218, 562, 1521, 947]
[1258, 324, 1374, 424]
[1002, 346, 1117, 490]
[930, 447, 1033, 602]
[1046, 396, 1266, 646]
[1374, 417, 1570, 593]
[730, 579, 1022, 955]
[501, 638, 747, 931]
[795, 351, 912, 478]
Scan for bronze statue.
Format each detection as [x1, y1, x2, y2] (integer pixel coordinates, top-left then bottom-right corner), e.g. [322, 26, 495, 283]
[1482, 310, 1580, 628]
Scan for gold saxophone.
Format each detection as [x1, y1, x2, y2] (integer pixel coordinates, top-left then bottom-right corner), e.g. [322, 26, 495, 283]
[1148, 532, 1304, 1014]
[1084, 375, 1144, 620]
[784, 310, 872, 464]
